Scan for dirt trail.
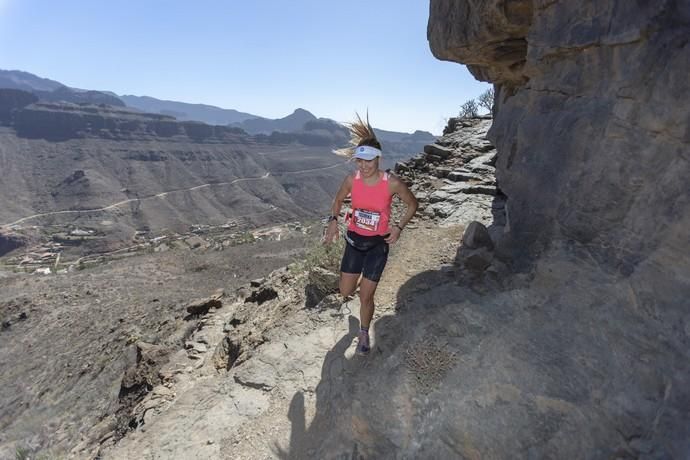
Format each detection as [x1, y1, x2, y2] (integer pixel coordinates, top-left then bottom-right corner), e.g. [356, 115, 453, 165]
[237, 222, 464, 459]
[377, 222, 464, 312]
[211, 222, 465, 460]
[94, 221, 464, 460]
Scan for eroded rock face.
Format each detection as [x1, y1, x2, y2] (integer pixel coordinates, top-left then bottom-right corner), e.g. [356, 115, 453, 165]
[429, 0, 689, 289]
[428, 0, 533, 85]
[426, 0, 690, 457]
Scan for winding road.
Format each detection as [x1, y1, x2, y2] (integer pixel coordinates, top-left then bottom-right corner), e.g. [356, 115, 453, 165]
[2, 162, 348, 228]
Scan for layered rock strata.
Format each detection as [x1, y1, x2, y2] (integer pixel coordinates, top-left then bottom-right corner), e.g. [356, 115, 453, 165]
[395, 117, 505, 237]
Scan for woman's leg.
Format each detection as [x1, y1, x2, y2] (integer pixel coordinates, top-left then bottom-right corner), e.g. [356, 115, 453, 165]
[339, 272, 360, 297]
[359, 242, 388, 328]
[340, 242, 365, 297]
[355, 242, 388, 354]
[358, 277, 378, 328]
[355, 277, 378, 354]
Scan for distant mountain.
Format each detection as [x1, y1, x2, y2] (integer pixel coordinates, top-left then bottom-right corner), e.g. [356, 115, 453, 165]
[0, 69, 63, 92]
[0, 89, 250, 142]
[40, 86, 125, 107]
[0, 69, 125, 107]
[0, 69, 436, 165]
[235, 109, 436, 165]
[120, 95, 259, 125]
[233, 108, 317, 134]
[375, 128, 437, 143]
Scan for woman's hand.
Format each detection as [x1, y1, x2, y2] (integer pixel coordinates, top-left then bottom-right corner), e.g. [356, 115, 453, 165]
[323, 220, 339, 244]
[384, 226, 402, 244]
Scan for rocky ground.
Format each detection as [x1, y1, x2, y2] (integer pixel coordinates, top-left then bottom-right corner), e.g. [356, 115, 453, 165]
[98, 117, 689, 460]
[87, 117, 504, 460]
[4, 117, 686, 459]
[0, 225, 313, 459]
[0, 117, 501, 459]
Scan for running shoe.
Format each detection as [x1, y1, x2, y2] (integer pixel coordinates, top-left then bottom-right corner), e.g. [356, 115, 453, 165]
[356, 331, 370, 355]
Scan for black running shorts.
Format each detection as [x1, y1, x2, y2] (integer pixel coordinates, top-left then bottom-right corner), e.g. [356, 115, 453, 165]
[340, 231, 389, 282]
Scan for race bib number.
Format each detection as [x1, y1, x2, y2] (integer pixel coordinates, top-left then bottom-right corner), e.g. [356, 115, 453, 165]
[353, 208, 381, 232]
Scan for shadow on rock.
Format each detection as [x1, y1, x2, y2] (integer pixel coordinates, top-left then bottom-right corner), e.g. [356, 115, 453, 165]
[279, 265, 467, 459]
[276, 315, 361, 459]
[280, 252, 690, 458]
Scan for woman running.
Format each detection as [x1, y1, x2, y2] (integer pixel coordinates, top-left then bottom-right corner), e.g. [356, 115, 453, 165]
[324, 114, 418, 355]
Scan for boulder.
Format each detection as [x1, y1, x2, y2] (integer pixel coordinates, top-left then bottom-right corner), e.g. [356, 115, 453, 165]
[462, 221, 494, 250]
[233, 359, 277, 391]
[305, 267, 340, 308]
[447, 170, 485, 182]
[425, 153, 443, 163]
[245, 285, 278, 305]
[458, 246, 493, 272]
[250, 278, 265, 287]
[185, 297, 222, 316]
[423, 143, 454, 159]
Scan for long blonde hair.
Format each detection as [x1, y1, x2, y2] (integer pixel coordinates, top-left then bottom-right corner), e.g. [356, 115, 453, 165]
[333, 112, 381, 158]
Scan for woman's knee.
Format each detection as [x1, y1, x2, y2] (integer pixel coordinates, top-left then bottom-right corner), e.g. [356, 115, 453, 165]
[358, 288, 375, 304]
[339, 276, 358, 297]
[358, 278, 378, 303]
[340, 284, 356, 297]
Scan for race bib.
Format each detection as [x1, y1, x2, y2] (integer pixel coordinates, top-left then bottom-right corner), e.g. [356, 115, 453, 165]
[353, 208, 381, 232]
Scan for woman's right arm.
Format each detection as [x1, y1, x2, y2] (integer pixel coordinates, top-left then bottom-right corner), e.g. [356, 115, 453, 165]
[324, 175, 352, 244]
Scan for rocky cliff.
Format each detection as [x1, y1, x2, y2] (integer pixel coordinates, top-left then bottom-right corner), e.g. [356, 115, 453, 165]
[429, 1, 689, 276]
[0, 69, 123, 107]
[9, 99, 248, 142]
[425, 0, 690, 457]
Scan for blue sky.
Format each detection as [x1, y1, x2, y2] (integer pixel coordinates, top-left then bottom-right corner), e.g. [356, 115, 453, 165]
[0, 0, 488, 134]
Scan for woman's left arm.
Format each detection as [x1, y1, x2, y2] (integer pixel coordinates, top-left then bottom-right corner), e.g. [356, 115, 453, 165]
[385, 175, 418, 244]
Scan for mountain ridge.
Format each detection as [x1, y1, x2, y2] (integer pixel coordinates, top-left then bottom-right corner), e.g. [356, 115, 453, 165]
[120, 94, 259, 126]
[0, 69, 434, 137]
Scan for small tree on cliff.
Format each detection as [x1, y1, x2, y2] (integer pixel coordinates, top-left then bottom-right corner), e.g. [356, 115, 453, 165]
[478, 87, 495, 113]
[459, 99, 478, 118]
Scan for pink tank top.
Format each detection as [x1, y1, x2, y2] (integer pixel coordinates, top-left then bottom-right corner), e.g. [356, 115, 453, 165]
[347, 171, 393, 236]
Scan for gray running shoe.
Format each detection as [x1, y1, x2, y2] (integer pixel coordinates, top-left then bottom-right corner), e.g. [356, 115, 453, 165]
[356, 331, 370, 355]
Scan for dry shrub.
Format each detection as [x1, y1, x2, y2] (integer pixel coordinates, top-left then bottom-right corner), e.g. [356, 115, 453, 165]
[301, 230, 345, 274]
[404, 338, 458, 394]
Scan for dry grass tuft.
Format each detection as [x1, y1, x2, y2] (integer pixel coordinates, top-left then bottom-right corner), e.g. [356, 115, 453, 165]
[404, 338, 458, 394]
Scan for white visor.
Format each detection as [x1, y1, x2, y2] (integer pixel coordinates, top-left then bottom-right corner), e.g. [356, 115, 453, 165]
[353, 145, 381, 160]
